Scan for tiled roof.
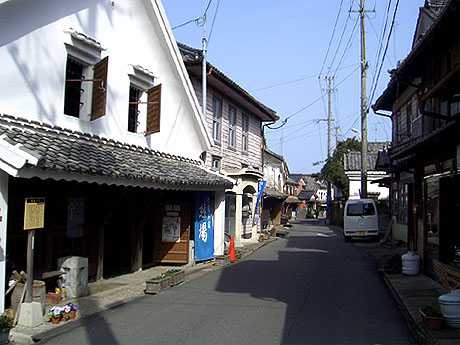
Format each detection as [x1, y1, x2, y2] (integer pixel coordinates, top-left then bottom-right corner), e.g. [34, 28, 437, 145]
[0, 114, 232, 189]
[298, 190, 315, 201]
[264, 187, 287, 200]
[177, 42, 279, 122]
[344, 152, 379, 171]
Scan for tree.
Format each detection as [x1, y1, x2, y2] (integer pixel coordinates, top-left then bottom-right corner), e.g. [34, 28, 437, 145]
[320, 138, 360, 200]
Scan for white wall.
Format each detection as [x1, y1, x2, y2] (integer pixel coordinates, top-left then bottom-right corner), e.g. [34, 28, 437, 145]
[346, 171, 389, 200]
[0, 0, 207, 160]
[263, 164, 284, 192]
[214, 191, 225, 256]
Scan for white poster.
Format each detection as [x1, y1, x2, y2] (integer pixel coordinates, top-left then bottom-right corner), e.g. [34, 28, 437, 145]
[162, 216, 181, 242]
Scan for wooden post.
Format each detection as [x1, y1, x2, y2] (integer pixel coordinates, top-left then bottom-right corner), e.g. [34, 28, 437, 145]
[25, 230, 35, 303]
[96, 225, 104, 280]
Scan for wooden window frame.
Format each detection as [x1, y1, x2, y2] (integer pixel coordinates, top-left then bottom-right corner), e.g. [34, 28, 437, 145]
[242, 113, 250, 152]
[228, 105, 237, 148]
[212, 96, 223, 144]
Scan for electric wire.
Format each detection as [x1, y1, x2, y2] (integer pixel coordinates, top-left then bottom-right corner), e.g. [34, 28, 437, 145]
[319, 0, 346, 77]
[369, 0, 392, 103]
[369, 0, 400, 108]
[172, 0, 214, 30]
[207, 0, 222, 45]
[333, 15, 359, 77]
[284, 64, 359, 121]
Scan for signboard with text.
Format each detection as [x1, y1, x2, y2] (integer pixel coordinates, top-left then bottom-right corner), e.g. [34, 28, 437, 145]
[23, 198, 45, 230]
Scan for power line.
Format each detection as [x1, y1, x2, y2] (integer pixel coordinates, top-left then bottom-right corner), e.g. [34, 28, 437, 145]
[319, 0, 346, 76]
[172, 17, 201, 30]
[252, 63, 357, 93]
[207, 0, 222, 45]
[326, 2, 354, 76]
[369, 0, 400, 107]
[284, 65, 359, 121]
[369, 0, 392, 100]
[172, 0, 214, 30]
[333, 15, 359, 76]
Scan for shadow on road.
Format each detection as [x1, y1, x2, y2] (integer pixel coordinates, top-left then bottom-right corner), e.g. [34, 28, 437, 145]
[215, 225, 413, 345]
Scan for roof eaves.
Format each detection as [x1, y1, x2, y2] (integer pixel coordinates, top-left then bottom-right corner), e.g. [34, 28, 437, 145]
[373, 0, 455, 111]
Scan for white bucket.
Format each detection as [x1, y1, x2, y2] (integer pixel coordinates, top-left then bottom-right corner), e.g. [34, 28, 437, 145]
[401, 251, 420, 275]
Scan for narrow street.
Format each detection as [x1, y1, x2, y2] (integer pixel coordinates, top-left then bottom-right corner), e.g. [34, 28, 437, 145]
[40, 221, 414, 345]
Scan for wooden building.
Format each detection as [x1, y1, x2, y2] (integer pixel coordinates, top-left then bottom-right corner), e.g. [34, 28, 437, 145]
[178, 43, 279, 247]
[373, 0, 460, 272]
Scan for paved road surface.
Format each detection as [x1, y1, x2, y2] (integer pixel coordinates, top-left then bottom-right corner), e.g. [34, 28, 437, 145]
[41, 221, 414, 345]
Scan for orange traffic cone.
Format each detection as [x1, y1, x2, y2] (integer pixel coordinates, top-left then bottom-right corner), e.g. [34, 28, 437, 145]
[228, 235, 237, 263]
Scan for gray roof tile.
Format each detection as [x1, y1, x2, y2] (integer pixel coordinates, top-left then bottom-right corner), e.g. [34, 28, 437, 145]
[0, 114, 232, 189]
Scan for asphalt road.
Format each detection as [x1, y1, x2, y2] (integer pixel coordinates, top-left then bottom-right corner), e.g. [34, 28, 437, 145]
[41, 220, 414, 345]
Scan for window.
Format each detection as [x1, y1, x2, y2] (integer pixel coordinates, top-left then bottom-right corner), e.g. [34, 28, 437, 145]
[128, 85, 142, 133]
[64, 55, 109, 120]
[228, 105, 237, 148]
[346, 202, 376, 216]
[212, 96, 222, 143]
[242, 113, 249, 152]
[211, 156, 221, 171]
[64, 58, 84, 117]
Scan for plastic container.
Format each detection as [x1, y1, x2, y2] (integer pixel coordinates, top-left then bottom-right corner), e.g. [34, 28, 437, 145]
[439, 289, 460, 328]
[402, 251, 420, 275]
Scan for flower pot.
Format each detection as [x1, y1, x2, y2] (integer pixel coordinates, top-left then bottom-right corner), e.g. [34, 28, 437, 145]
[439, 290, 460, 328]
[69, 311, 77, 320]
[51, 317, 61, 325]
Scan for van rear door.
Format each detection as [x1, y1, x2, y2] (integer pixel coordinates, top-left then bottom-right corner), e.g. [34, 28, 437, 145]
[345, 201, 378, 232]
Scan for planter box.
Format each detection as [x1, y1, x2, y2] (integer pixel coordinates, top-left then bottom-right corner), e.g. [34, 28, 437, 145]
[170, 271, 185, 286]
[145, 276, 171, 295]
[420, 309, 444, 330]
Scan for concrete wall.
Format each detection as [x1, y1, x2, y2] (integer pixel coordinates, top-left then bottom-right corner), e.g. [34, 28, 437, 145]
[0, 0, 207, 160]
[347, 172, 389, 200]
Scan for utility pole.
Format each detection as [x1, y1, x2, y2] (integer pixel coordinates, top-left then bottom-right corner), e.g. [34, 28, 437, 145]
[359, 0, 368, 199]
[335, 126, 340, 146]
[325, 76, 334, 221]
[201, 5, 208, 118]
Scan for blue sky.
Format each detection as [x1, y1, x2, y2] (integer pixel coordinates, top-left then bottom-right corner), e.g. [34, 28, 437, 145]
[162, 0, 423, 173]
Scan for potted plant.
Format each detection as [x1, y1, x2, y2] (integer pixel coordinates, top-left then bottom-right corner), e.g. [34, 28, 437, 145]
[47, 306, 63, 325]
[420, 305, 444, 330]
[0, 314, 12, 345]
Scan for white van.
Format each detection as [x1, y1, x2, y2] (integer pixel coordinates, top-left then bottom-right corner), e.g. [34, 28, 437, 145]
[343, 199, 379, 241]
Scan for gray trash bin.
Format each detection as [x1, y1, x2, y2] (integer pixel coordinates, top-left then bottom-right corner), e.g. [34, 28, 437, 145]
[58, 256, 88, 298]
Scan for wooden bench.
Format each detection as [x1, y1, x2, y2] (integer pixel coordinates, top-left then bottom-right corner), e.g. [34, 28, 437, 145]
[432, 260, 460, 293]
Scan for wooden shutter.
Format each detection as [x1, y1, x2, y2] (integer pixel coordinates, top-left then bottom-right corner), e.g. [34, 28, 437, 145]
[91, 57, 109, 120]
[146, 84, 161, 134]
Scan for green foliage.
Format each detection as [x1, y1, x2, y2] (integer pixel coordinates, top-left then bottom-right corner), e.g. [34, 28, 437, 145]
[0, 314, 13, 331]
[320, 138, 360, 199]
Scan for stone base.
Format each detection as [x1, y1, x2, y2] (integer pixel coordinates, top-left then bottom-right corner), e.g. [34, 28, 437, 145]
[17, 302, 43, 328]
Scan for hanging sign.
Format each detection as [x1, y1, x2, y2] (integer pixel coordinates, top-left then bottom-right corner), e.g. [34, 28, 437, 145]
[194, 192, 214, 261]
[253, 180, 267, 225]
[162, 215, 181, 242]
[24, 198, 45, 230]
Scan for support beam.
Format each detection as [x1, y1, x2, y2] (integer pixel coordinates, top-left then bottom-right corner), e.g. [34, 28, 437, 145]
[0, 172, 8, 313]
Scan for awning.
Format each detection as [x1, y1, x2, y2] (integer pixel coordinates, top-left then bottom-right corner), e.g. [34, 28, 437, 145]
[0, 114, 233, 191]
[264, 187, 288, 200]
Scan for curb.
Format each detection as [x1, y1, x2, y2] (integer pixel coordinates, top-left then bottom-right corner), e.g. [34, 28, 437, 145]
[381, 272, 437, 345]
[27, 239, 276, 344]
[24, 262, 216, 345]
